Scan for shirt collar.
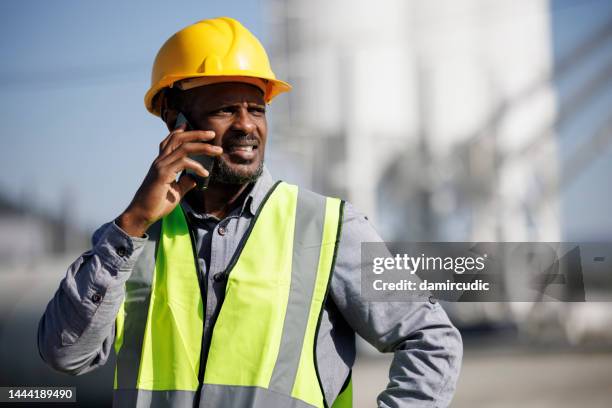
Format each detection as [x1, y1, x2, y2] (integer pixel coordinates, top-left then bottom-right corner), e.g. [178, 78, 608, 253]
[242, 165, 274, 216]
[181, 165, 275, 221]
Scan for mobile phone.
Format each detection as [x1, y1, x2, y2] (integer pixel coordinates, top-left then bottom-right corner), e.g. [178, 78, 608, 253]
[175, 112, 215, 190]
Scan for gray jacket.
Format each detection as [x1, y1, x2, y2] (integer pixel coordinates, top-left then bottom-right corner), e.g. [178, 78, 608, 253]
[38, 167, 462, 407]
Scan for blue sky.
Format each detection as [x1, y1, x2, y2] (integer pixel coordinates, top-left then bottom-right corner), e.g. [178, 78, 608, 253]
[0, 0, 267, 230]
[1, 0, 611, 241]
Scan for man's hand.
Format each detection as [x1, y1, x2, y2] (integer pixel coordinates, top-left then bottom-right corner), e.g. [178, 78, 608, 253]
[116, 125, 222, 237]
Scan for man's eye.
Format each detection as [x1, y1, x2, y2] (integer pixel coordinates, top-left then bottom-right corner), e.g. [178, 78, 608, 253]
[213, 107, 234, 115]
[249, 107, 266, 116]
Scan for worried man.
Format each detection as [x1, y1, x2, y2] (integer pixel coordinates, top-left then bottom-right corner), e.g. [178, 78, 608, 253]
[38, 17, 462, 408]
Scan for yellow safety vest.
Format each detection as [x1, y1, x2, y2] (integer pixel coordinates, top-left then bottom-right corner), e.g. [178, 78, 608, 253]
[113, 181, 352, 407]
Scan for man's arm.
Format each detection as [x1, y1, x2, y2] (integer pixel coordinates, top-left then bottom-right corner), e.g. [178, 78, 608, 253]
[331, 203, 463, 407]
[37, 222, 147, 375]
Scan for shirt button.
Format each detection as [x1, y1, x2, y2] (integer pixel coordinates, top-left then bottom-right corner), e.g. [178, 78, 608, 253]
[217, 226, 226, 236]
[213, 272, 227, 282]
[91, 293, 103, 304]
[428, 295, 437, 304]
[116, 246, 127, 257]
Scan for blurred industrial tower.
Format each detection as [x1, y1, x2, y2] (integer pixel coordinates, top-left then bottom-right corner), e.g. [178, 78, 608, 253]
[265, 0, 563, 241]
[263, 0, 612, 337]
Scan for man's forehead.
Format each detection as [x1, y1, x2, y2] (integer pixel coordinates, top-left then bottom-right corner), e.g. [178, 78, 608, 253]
[183, 82, 265, 106]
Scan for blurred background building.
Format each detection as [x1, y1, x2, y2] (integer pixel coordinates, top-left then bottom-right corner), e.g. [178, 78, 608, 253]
[266, 0, 561, 243]
[264, 0, 612, 340]
[1, 0, 611, 406]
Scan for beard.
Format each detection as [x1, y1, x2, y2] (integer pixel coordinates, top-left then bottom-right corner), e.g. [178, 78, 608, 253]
[209, 156, 263, 185]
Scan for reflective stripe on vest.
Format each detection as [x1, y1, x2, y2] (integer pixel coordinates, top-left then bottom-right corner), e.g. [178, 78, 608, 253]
[113, 181, 351, 408]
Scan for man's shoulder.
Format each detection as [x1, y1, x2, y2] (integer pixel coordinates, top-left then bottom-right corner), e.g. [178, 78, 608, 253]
[282, 183, 381, 241]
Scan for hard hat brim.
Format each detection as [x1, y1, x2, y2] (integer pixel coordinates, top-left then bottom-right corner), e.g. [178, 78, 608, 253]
[145, 73, 292, 117]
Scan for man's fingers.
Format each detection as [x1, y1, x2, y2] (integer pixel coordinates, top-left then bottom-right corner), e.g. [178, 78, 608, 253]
[157, 141, 222, 167]
[159, 123, 186, 154]
[159, 129, 216, 159]
[175, 172, 198, 197]
[168, 156, 209, 179]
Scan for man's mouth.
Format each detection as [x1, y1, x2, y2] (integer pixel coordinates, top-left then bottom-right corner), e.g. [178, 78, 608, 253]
[230, 145, 256, 153]
[225, 141, 259, 161]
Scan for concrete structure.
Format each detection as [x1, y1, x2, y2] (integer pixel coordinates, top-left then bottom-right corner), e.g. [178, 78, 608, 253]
[264, 0, 561, 246]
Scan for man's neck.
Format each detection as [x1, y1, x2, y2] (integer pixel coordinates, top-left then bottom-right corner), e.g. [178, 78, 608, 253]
[185, 180, 252, 219]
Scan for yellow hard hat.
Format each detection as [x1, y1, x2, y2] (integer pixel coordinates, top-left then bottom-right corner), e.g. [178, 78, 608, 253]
[144, 17, 292, 116]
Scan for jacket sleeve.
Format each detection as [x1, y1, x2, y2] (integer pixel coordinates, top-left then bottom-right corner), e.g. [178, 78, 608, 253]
[330, 202, 463, 408]
[37, 221, 147, 375]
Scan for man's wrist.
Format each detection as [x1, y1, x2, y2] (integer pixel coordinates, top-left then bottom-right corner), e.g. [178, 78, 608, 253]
[116, 211, 150, 238]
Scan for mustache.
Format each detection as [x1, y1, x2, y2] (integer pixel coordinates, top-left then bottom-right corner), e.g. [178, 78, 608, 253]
[223, 132, 259, 145]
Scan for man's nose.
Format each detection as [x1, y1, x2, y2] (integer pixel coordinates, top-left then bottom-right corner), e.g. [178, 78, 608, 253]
[232, 107, 256, 134]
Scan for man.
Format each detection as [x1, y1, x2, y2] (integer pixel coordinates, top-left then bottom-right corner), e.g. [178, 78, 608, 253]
[38, 17, 462, 407]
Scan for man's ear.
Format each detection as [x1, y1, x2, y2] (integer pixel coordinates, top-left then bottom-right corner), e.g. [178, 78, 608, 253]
[162, 108, 179, 132]
[160, 90, 180, 131]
